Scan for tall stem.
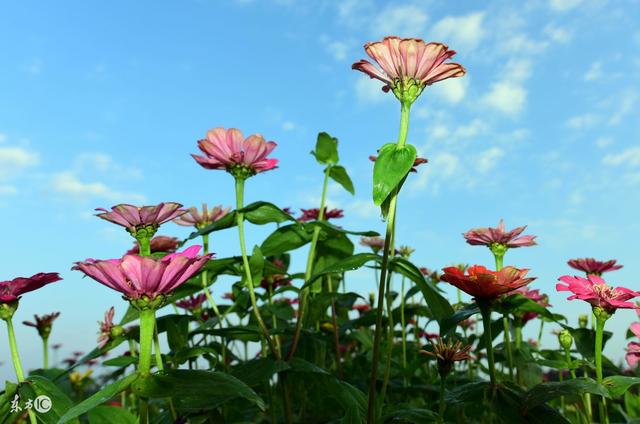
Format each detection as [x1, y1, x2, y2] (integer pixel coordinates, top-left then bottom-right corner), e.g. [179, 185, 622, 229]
[200, 234, 227, 366]
[493, 253, 513, 381]
[400, 276, 407, 387]
[328, 276, 343, 378]
[43, 337, 49, 369]
[5, 318, 37, 424]
[366, 99, 411, 424]
[235, 177, 279, 359]
[479, 303, 497, 388]
[595, 316, 609, 424]
[137, 308, 155, 424]
[438, 377, 447, 423]
[286, 168, 330, 360]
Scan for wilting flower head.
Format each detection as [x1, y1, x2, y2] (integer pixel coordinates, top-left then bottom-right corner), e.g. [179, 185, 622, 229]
[96, 203, 186, 240]
[0, 273, 61, 318]
[360, 236, 385, 253]
[73, 246, 212, 308]
[421, 339, 472, 377]
[192, 127, 278, 179]
[97, 307, 124, 348]
[463, 219, 537, 254]
[514, 287, 550, 324]
[369, 155, 428, 172]
[567, 258, 623, 276]
[23, 312, 60, 339]
[395, 245, 415, 258]
[353, 36, 465, 104]
[127, 236, 181, 255]
[440, 265, 536, 301]
[626, 323, 640, 366]
[298, 207, 344, 222]
[173, 204, 232, 229]
[556, 274, 640, 315]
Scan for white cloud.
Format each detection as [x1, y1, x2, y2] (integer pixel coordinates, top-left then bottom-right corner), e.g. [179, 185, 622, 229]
[549, 0, 583, 11]
[74, 152, 143, 179]
[0, 146, 40, 180]
[0, 133, 6, 143]
[372, 4, 428, 37]
[566, 113, 598, 129]
[325, 40, 349, 61]
[482, 82, 527, 115]
[476, 147, 504, 173]
[608, 92, 636, 126]
[544, 24, 573, 43]
[602, 147, 640, 167]
[348, 198, 379, 219]
[430, 77, 468, 104]
[51, 172, 144, 202]
[282, 121, 296, 131]
[505, 59, 532, 82]
[583, 61, 602, 81]
[355, 77, 389, 104]
[432, 12, 485, 51]
[595, 137, 613, 148]
[0, 185, 17, 195]
[499, 34, 548, 55]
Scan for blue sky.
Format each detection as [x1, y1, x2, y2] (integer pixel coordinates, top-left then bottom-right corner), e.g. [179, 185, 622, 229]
[1, 0, 639, 380]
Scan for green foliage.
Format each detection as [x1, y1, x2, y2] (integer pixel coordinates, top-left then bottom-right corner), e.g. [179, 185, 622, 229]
[372, 143, 417, 206]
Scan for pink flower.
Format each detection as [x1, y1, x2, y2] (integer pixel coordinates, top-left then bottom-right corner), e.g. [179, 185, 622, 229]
[176, 293, 207, 312]
[352, 37, 465, 101]
[191, 127, 278, 176]
[173, 204, 232, 229]
[463, 219, 537, 248]
[515, 287, 550, 323]
[298, 208, 344, 222]
[260, 274, 291, 291]
[126, 236, 181, 255]
[23, 312, 60, 338]
[567, 258, 623, 276]
[0, 273, 62, 303]
[96, 203, 186, 232]
[97, 307, 115, 349]
[360, 236, 385, 253]
[556, 274, 640, 313]
[72, 246, 212, 301]
[626, 323, 640, 367]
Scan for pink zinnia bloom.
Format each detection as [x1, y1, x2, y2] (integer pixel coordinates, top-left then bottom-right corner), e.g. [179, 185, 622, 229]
[441, 265, 536, 301]
[176, 293, 207, 312]
[352, 37, 465, 98]
[191, 127, 278, 175]
[556, 274, 640, 313]
[567, 258, 623, 276]
[126, 236, 181, 255]
[360, 236, 385, 253]
[96, 203, 186, 232]
[173, 204, 232, 229]
[97, 307, 115, 349]
[298, 207, 344, 222]
[23, 312, 60, 338]
[515, 287, 550, 324]
[463, 219, 537, 248]
[0, 272, 62, 303]
[73, 246, 212, 300]
[626, 323, 640, 366]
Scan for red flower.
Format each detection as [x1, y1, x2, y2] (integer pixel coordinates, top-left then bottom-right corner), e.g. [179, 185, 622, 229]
[0, 273, 62, 303]
[556, 274, 639, 314]
[440, 265, 536, 301]
[96, 203, 186, 232]
[567, 258, 623, 276]
[352, 303, 371, 314]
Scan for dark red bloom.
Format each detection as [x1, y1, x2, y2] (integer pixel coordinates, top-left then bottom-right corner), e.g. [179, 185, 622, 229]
[0, 273, 62, 303]
[23, 312, 60, 339]
[176, 293, 207, 312]
[298, 208, 344, 222]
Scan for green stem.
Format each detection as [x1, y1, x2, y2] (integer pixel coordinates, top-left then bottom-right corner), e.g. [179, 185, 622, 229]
[138, 308, 155, 375]
[479, 303, 497, 389]
[381, 266, 395, 401]
[138, 237, 151, 257]
[153, 323, 163, 371]
[43, 337, 49, 369]
[502, 315, 514, 380]
[6, 318, 37, 424]
[328, 276, 343, 378]
[235, 177, 279, 359]
[438, 377, 447, 423]
[201, 234, 228, 367]
[400, 276, 407, 387]
[595, 316, 609, 424]
[286, 167, 330, 360]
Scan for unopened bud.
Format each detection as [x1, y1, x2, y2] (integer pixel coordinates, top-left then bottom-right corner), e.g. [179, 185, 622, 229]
[558, 329, 573, 350]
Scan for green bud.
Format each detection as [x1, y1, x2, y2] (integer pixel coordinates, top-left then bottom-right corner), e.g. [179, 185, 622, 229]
[391, 78, 425, 105]
[369, 292, 375, 306]
[558, 329, 573, 350]
[228, 165, 255, 180]
[578, 314, 589, 328]
[130, 295, 166, 311]
[110, 325, 125, 338]
[593, 306, 612, 322]
[0, 300, 19, 320]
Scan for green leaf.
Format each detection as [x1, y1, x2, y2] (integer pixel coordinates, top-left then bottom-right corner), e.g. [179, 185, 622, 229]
[17, 375, 77, 424]
[383, 407, 439, 423]
[603, 376, 640, 398]
[571, 328, 613, 359]
[57, 373, 138, 424]
[173, 347, 218, 365]
[328, 166, 355, 195]
[389, 257, 454, 324]
[165, 314, 190, 352]
[440, 304, 480, 335]
[134, 369, 265, 411]
[306, 220, 379, 237]
[523, 378, 609, 410]
[261, 223, 313, 256]
[312, 132, 339, 165]
[249, 245, 265, 288]
[231, 358, 291, 387]
[304, 253, 380, 288]
[88, 405, 137, 424]
[372, 143, 417, 206]
[445, 381, 489, 405]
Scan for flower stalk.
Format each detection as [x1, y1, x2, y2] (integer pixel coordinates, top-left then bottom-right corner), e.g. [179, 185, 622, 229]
[594, 310, 610, 424]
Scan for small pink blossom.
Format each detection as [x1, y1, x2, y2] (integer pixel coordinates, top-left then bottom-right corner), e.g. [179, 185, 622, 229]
[192, 127, 278, 176]
[626, 323, 640, 367]
[515, 287, 550, 323]
[23, 312, 60, 338]
[0, 273, 62, 303]
[73, 246, 212, 301]
[176, 293, 207, 312]
[298, 207, 344, 222]
[556, 274, 640, 313]
[360, 236, 385, 253]
[97, 307, 115, 349]
[126, 236, 181, 255]
[567, 258, 623, 276]
[173, 204, 232, 229]
[96, 203, 186, 231]
[463, 219, 537, 248]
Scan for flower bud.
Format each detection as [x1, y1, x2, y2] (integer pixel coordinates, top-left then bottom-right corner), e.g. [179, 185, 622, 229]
[558, 329, 573, 350]
[578, 314, 589, 328]
[0, 300, 19, 320]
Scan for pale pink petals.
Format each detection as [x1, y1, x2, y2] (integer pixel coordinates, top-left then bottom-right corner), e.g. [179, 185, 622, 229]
[96, 203, 186, 231]
[463, 219, 537, 248]
[567, 258, 623, 276]
[174, 204, 232, 228]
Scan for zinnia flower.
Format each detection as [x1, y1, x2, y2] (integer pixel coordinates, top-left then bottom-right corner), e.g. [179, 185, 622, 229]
[514, 287, 550, 324]
[360, 236, 385, 253]
[126, 236, 181, 255]
[421, 339, 471, 377]
[97, 307, 115, 348]
[463, 219, 537, 249]
[72, 246, 212, 303]
[96, 203, 186, 236]
[191, 127, 278, 177]
[626, 323, 640, 366]
[0, 273, 62, 303]
[176, 293, 207, 312]
[567, 258, 623, 276]
[173, 204, 232, 229]
[298, 207, 344, 222]
[440, 265, 536, 300]
[260, 274, 291, 291]
[556, 274, 640, 314]
[352, 37, 465, 103]
[395, 245, 415, 258]
[23, 312, 60, 339]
